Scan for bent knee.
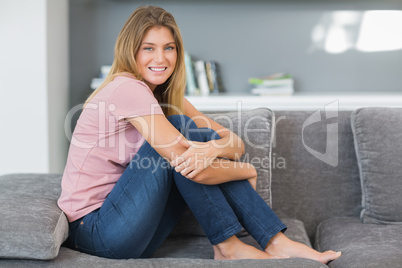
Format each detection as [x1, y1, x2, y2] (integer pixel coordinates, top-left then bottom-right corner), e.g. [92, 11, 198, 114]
[167, 114, 192, 123]
[167, 115, 222, 142]
[167, 114, 197, 130]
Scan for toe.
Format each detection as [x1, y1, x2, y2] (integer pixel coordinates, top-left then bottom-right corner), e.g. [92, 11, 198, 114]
[319, 250, 342, 264]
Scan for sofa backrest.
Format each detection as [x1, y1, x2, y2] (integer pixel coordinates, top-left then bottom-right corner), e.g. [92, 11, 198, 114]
[271, 110, 362, 241]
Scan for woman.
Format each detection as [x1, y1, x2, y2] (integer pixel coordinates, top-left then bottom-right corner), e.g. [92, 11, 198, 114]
[59, 5, 341, 263]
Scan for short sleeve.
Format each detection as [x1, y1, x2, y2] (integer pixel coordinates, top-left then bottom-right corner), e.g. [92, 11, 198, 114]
[108, 80, 164, 119]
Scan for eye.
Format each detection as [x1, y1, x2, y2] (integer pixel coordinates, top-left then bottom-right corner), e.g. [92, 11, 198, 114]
[165, 46, 175, 50]
[143, 47, 153, 51]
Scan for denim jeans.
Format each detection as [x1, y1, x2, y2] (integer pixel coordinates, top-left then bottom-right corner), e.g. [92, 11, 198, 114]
[64, 115, 286, 259]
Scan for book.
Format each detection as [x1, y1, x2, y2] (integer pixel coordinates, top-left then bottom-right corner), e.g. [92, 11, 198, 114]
[205, 61, 224, 94]
[251, 86, 294, 96]
[194, 60, 210, 96]
[184, 52, 197, 96]
[249, 72, 294, 96]
[249, 73, 293, 87]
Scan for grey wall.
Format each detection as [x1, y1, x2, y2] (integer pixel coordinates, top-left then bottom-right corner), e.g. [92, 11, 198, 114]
[70, 0, 402, 108]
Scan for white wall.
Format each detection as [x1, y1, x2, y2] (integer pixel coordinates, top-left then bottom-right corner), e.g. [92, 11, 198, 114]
[0, 0, 68, 176]
[47, 0, 69, 173]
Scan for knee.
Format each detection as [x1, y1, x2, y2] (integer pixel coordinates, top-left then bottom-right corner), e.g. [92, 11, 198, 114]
[167, 115, 221, 142]
[167, 114, 197, 131]
[198, 127, 221, 141]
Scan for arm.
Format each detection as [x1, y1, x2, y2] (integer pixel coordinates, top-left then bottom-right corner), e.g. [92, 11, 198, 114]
[169, 98, 246, 178]
[193, 158, 257, 190]
[183, 98, 245, 160]
[171, 99, 257, 187]
[128, 113, 256, 188]
[127, 114, 189, 162]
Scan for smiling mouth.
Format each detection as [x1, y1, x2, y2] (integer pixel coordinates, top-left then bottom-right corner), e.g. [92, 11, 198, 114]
[149, 67, 167, 72]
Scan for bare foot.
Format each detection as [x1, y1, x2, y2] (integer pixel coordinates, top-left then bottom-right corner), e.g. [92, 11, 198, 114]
[265, 232, 342, 264]
[214, 236, 284, 260]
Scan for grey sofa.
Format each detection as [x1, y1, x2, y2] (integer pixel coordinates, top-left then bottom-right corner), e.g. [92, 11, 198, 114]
[1, 107, 401, 268]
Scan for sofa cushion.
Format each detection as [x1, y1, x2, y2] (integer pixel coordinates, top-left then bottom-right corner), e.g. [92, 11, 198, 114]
[171, 108, 275, 236]
[0, 246, 327, 268]
[162, 218, 311, 259]
[271, 110, 362, 241]
[0, 173, 68, 260]
[351, 108, 402, 224]
[315, 217, 402, 268]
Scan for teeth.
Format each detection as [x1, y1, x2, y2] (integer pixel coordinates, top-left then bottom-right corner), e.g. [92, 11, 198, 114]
[150, 67, 166, 71]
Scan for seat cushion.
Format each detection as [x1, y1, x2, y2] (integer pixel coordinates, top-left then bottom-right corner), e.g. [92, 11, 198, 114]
[0, 218, 322, 267]
[160, 218, 311, 258]
[0, 246, 327, 268]
[351, 108, 402, 224]
[171, 108, 275, 236]
[315, 217, 402, 268]
[0, 173, 68, 260]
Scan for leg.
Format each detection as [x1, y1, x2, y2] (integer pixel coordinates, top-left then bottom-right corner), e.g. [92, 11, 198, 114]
[219, 180, 287, 249]
[167, 115, 243, 245]
[139, 179, 186, 258]
[167, 115, 281, 260]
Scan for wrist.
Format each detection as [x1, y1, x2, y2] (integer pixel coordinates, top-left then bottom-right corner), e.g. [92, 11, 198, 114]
[209, 140, 223, 158]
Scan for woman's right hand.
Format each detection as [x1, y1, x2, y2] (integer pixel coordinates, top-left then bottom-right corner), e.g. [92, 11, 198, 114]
[170, 137, 219, 180]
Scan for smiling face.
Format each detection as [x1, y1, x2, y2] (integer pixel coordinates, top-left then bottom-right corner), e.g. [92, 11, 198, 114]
[135, 26, 177, 91]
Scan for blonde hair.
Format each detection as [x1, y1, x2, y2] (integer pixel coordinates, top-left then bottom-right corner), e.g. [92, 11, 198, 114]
[85, 6, 186, 116]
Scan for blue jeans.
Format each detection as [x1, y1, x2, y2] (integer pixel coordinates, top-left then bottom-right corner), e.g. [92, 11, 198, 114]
[64, 115, 286, 259]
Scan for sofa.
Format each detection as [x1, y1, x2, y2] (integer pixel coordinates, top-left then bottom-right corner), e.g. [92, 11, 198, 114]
[1, 107, 401, 268]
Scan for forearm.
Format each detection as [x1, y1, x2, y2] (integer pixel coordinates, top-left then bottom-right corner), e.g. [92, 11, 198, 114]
[183, 98, 245, 161]
[212, 132, 245, 161]
[191, 158, 256, 185]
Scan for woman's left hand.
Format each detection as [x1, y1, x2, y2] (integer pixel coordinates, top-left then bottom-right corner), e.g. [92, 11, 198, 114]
[170, 136, 220, 179]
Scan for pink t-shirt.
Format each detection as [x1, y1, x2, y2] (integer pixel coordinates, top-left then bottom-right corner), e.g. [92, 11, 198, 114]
[58, 75, 164, 222]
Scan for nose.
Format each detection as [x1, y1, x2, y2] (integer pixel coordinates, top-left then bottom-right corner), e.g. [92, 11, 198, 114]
[153, 49, 164, 64]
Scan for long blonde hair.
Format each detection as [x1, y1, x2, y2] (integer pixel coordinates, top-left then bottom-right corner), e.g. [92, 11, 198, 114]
[85, 6, 186, 116]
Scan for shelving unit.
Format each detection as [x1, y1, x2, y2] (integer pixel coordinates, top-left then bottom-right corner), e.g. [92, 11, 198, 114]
[186, 92, 402, 111]
[69, 1, 402, 109]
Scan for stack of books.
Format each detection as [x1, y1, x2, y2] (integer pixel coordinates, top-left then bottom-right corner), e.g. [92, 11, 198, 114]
[185, 52, 224, 96]
[249, 73, 294, 96]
